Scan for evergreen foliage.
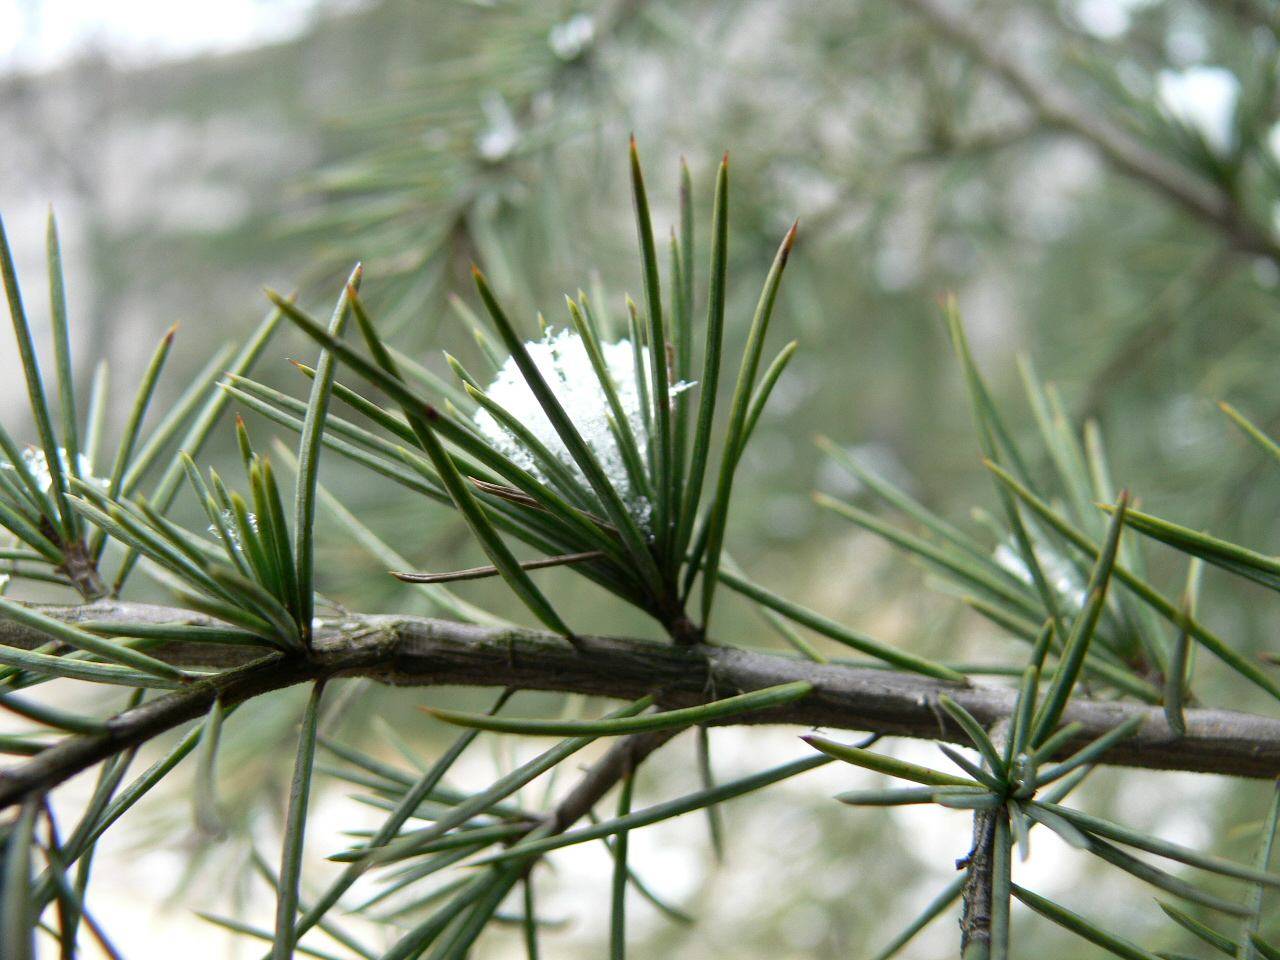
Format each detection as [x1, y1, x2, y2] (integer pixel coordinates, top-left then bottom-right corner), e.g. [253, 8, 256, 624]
[4, 1, 1280, 955]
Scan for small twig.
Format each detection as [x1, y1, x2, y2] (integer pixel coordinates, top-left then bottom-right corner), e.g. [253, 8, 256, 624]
[390, 550, 606, 584]
[547, 729, 679, 834]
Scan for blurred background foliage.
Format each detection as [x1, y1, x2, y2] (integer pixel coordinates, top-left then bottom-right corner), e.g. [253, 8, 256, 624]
[5, 0, 1280, 956]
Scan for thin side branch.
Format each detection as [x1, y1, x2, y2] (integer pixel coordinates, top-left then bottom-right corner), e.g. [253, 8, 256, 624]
[0, 601, 1279, 810]
[548, 729, 681, 833]
[959, 807, 998, 956]
[959, 719, 1011, 957]
[390, 550, 606, 584]
[894, 0, 1280, 263]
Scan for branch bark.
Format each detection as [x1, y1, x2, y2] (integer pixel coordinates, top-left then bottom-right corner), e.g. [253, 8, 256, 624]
[959, 719, 1011, 958]
[547, 728, 681, 832]
[1, 600, 1279, 810]
[893, 0, 1280, 264]
[959, 807, 997, 958]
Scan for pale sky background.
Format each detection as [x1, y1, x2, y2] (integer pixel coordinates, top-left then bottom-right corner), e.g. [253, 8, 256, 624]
[0, 0, 342, 72]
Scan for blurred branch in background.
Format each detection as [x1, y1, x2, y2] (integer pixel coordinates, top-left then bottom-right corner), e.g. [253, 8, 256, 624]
[895, 0, 1280, 263]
